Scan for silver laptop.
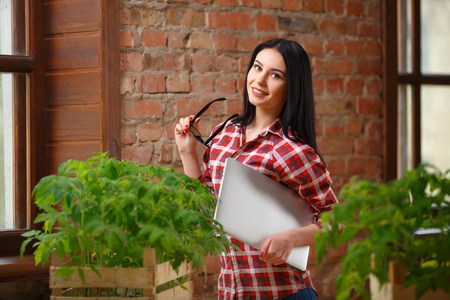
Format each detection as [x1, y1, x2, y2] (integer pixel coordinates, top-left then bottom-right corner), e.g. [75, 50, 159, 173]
[214, 157, 315, 271]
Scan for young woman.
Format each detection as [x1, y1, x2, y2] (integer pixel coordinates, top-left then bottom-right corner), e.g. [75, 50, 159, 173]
[175, 39, 338, 300]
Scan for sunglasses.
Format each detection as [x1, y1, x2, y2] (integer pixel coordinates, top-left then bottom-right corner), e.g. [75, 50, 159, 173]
[189, 98, 239, 148]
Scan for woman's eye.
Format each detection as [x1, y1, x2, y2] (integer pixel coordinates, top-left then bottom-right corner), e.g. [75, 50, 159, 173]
[271, 73, 280, 79]
[254, 65, 262, 71]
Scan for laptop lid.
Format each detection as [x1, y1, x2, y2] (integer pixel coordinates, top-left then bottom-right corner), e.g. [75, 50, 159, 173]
[214, 157, 315, 271]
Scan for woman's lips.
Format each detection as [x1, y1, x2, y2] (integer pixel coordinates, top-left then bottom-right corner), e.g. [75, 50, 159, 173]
[251, 87, 268, 96]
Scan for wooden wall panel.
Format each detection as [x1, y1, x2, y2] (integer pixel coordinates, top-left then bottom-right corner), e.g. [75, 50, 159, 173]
[45, 33, 99, 70]
[45, 71, 100, 106]
[47, 143, 101, 174]
[46, 106, 100, 142]
[44, 0, 99, 35]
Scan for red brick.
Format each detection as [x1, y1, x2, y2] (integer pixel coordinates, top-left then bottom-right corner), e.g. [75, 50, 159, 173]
[215, 0, 237, 5]
[357, 97, 381, 115]
[237, 77, 246, 92]
[168, 31, 186, 49]
[215, 76, 236, 94]
[325, 78, 344, 94]
[366, 40, 381, 57]
[327, 157, 346, 175]
[141, 74, 165, 93]
[196, 254, 221, 274]
[345, 117, 363, 135]
[345, 78, 364, 94]
[241, 0, 259, 7]
[314, 58, 354, 75]
[366, 158, 381, 175]
[192, 54, 218, 71]
[120, 7, 156, 25]
[191, 74, 213, 94]
[137, 123, 162, 142]
[216, 55, 238, 72]
[142, 29, 165, 47]
[325, 38, 344, 55]
[122, 146, 153, 165]
[305, 0, 323, 12]
[159, 144, 174, 164]
[120, 52, 143, 72]
[367, 77, 381, 94]
[302, 37, 323, 55]
[167, 8, 205, 27]
[365, 119, 382, 137]
[225, 97, 243, 116]
[315, 98, 355, 115]
[256, 15, 276, 31]
[356, 59, 381, 75]
[236, 35, 259, 52]
[122, 99, 163, 120]
[163, 121, 177, 140]
[346, 40, 365, 56]
[120, 30, 132, 47]
[325, 0, 344, 14]
[348, 157, 366, 175]
[355, 138, 382, 155]
[320, 18, 358, 36]
[368, 2, 381, 19]
[283, 0, 302, 11]
[347, 0, 364, 16]
[208, 12, 254, 30]
[189, 32, 212, 49]
[323, 117, 345, 135]
[213, 33, 236, 51]
[175, 98, 223, 117]
[360, 22, 381, 38]
[121, 125, 136, 145]
[238, 57, 251, 73]
[166, 72, 190, 93]
[121, 76, 135, 95]
[317, 136, 354, 155]
[145, 53, 190, 71]
[261, 0, 282, 9]
[312, 77, 324, 95]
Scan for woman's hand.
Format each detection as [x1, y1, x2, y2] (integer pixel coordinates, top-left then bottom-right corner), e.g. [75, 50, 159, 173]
[259, 229, 297, 266]
[174, 116, 198, 155]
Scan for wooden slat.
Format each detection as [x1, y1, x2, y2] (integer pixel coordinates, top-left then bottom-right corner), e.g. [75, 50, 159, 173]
[46, 143, 101, 174]
[46, 106, 100, 142]
[45, 0, 99, 35]
[0, 55, 34, 73]
[45, 33, 100, 70]
[49, 267, 154, 289]
[155, 281, 193, 300]
[46, 71, 100, 106]
[155, 261, 192, 286]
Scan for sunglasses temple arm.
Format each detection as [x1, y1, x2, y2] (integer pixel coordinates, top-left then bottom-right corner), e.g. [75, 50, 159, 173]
[204, 114, 239, 145]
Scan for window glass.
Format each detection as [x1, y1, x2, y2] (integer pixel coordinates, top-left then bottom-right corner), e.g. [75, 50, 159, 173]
[0, 0, 27, 56]
[421, 85, 450, 171]
[421, 0, 450, 74]
[398, 84, 413, 176]
[398, 0, 412, 73]
[0, 73, 13, 229]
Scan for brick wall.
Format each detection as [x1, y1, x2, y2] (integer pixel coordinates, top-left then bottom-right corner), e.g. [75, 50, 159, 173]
[119, 0, 383, 299]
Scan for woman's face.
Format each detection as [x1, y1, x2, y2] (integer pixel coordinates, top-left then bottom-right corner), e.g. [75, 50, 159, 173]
[246, 48, 288, 115]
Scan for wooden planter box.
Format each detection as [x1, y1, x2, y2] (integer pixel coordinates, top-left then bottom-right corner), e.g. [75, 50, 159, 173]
[50, 248, 193, 300]
[370, 261, 449, 300]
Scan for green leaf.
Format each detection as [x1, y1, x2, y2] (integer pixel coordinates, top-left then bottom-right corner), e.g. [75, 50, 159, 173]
[54, 266, 75, 279]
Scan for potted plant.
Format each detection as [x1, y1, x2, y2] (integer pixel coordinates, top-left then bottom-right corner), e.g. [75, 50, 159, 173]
[20, 152, 230, 298]
[315, 164, 450, 300]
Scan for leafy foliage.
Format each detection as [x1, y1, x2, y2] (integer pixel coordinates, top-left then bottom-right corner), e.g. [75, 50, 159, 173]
[21, 152, 230, 279]
[315, 165, 450, 300]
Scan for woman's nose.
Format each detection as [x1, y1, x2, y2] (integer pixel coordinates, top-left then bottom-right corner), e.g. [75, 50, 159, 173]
[255, 72, 267, 86]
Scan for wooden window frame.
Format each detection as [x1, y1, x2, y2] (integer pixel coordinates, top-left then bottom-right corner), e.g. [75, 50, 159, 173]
[382, 0, 450, 181]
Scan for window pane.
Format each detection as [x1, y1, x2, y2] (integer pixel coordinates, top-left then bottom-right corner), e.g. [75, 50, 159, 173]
[421, 85, 450, 172]
[0, 73, 14, 229]
[398, 0, 412, 73]
[421, 0, 450, 74]
[0, 0, 27, 55]
[398, 84, 413, 176]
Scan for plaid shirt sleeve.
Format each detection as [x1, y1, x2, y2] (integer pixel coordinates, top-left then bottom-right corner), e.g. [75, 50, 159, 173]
[271, 138, 338, 228]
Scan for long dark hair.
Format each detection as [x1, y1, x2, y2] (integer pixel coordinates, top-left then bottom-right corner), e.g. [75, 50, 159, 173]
[235, 38, 325, 164]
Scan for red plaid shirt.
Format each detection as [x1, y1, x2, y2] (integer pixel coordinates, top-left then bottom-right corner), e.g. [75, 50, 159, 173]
[200, 118, 338, 300]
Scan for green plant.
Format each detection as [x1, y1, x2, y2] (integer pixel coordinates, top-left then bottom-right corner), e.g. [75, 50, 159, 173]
[315, 165, 450, 300]
[21, 152, 230, 282]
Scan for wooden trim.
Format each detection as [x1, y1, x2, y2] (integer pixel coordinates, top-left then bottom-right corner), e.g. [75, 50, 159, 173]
[100, 0, 121, 159]
[382, 0, 399, 182]
[0, 55, 35, 73]
[398, 74, 450, 85]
